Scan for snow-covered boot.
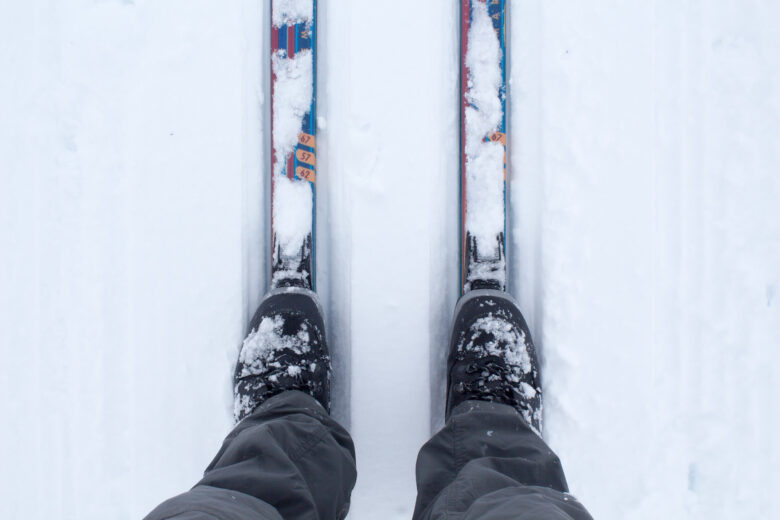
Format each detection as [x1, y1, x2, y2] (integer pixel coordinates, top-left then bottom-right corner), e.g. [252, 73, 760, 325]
[446, 289, 542, 432]
[234, 288, 330, 422]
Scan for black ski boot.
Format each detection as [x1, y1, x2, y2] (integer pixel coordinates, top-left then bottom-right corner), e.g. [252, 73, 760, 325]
[234, 288, 330, 422]
[446, 289, 543, 432]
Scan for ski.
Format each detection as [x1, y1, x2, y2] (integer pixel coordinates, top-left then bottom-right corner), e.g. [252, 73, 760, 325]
[270, 0, 318, 290]
[460, 0, 508, 294]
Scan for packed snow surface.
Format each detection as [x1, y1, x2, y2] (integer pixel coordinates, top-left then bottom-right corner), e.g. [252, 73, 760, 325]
[464, 0, 506, 261]
[2, 1, 780, 520]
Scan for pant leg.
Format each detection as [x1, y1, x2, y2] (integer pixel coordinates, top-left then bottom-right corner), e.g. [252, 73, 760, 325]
[145, 390, 357, 520]
[413, 400, 592, 520]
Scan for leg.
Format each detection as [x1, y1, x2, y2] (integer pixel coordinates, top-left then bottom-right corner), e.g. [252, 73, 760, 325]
[413, 400, 590, 520]
[146, 289, 355, 519]
[413, 290, 592, 519]
[145, 390, 356, 520]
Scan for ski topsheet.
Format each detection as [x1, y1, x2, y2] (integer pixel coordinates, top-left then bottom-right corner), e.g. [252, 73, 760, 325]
[270, 0, 317, 290]
[460, 0, 508, 294]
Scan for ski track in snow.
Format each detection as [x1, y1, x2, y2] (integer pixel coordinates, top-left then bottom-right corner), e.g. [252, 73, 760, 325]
[2, 1, 780, 520]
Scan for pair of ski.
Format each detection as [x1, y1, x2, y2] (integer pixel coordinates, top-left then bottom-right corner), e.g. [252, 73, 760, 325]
[240, 0, 536, 429]
[266, 0, 508, 298]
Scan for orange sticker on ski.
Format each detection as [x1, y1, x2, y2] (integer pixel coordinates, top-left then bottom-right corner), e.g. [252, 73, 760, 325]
[489, 132, 506, 146]
[296, 148, 316, 166]
[298, 133, 316, 147]
[296, 166, 316, 184]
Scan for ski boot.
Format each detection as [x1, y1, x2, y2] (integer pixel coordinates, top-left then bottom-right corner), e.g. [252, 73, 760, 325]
[446, 289, 543, 432]
[234, 288, 330, 422]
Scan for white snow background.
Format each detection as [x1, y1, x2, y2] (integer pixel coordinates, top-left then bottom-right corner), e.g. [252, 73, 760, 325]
[1, 1, 779, 519]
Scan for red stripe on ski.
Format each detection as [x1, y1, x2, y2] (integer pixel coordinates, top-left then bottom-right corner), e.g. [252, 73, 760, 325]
[287, 155, 295, 180]
[288, 25, 296, 58]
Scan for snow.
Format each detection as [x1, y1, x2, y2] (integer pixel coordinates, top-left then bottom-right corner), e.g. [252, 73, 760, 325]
[2, 1, 780, 520]
[235, 314, 313, 420]
[272, 175, 313, 251]
[239, 316, 311, 377]
[459, 314, 532, 379]
[272, 0, 314, 29]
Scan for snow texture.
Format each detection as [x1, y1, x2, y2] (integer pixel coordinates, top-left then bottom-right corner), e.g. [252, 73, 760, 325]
[464, 1, 505, 261]
[461, 315, 532, 377]
[239, 316, 311, 376]
[273, 175, 313, 252]
[2, 1, 780, 520]
[272, 0, 314, 29]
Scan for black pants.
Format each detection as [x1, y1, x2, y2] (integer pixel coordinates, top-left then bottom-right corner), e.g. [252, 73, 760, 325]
[145, 391, 592, 520]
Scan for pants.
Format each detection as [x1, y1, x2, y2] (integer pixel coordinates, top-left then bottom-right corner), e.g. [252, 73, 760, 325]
[145, 391, 592, 520]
